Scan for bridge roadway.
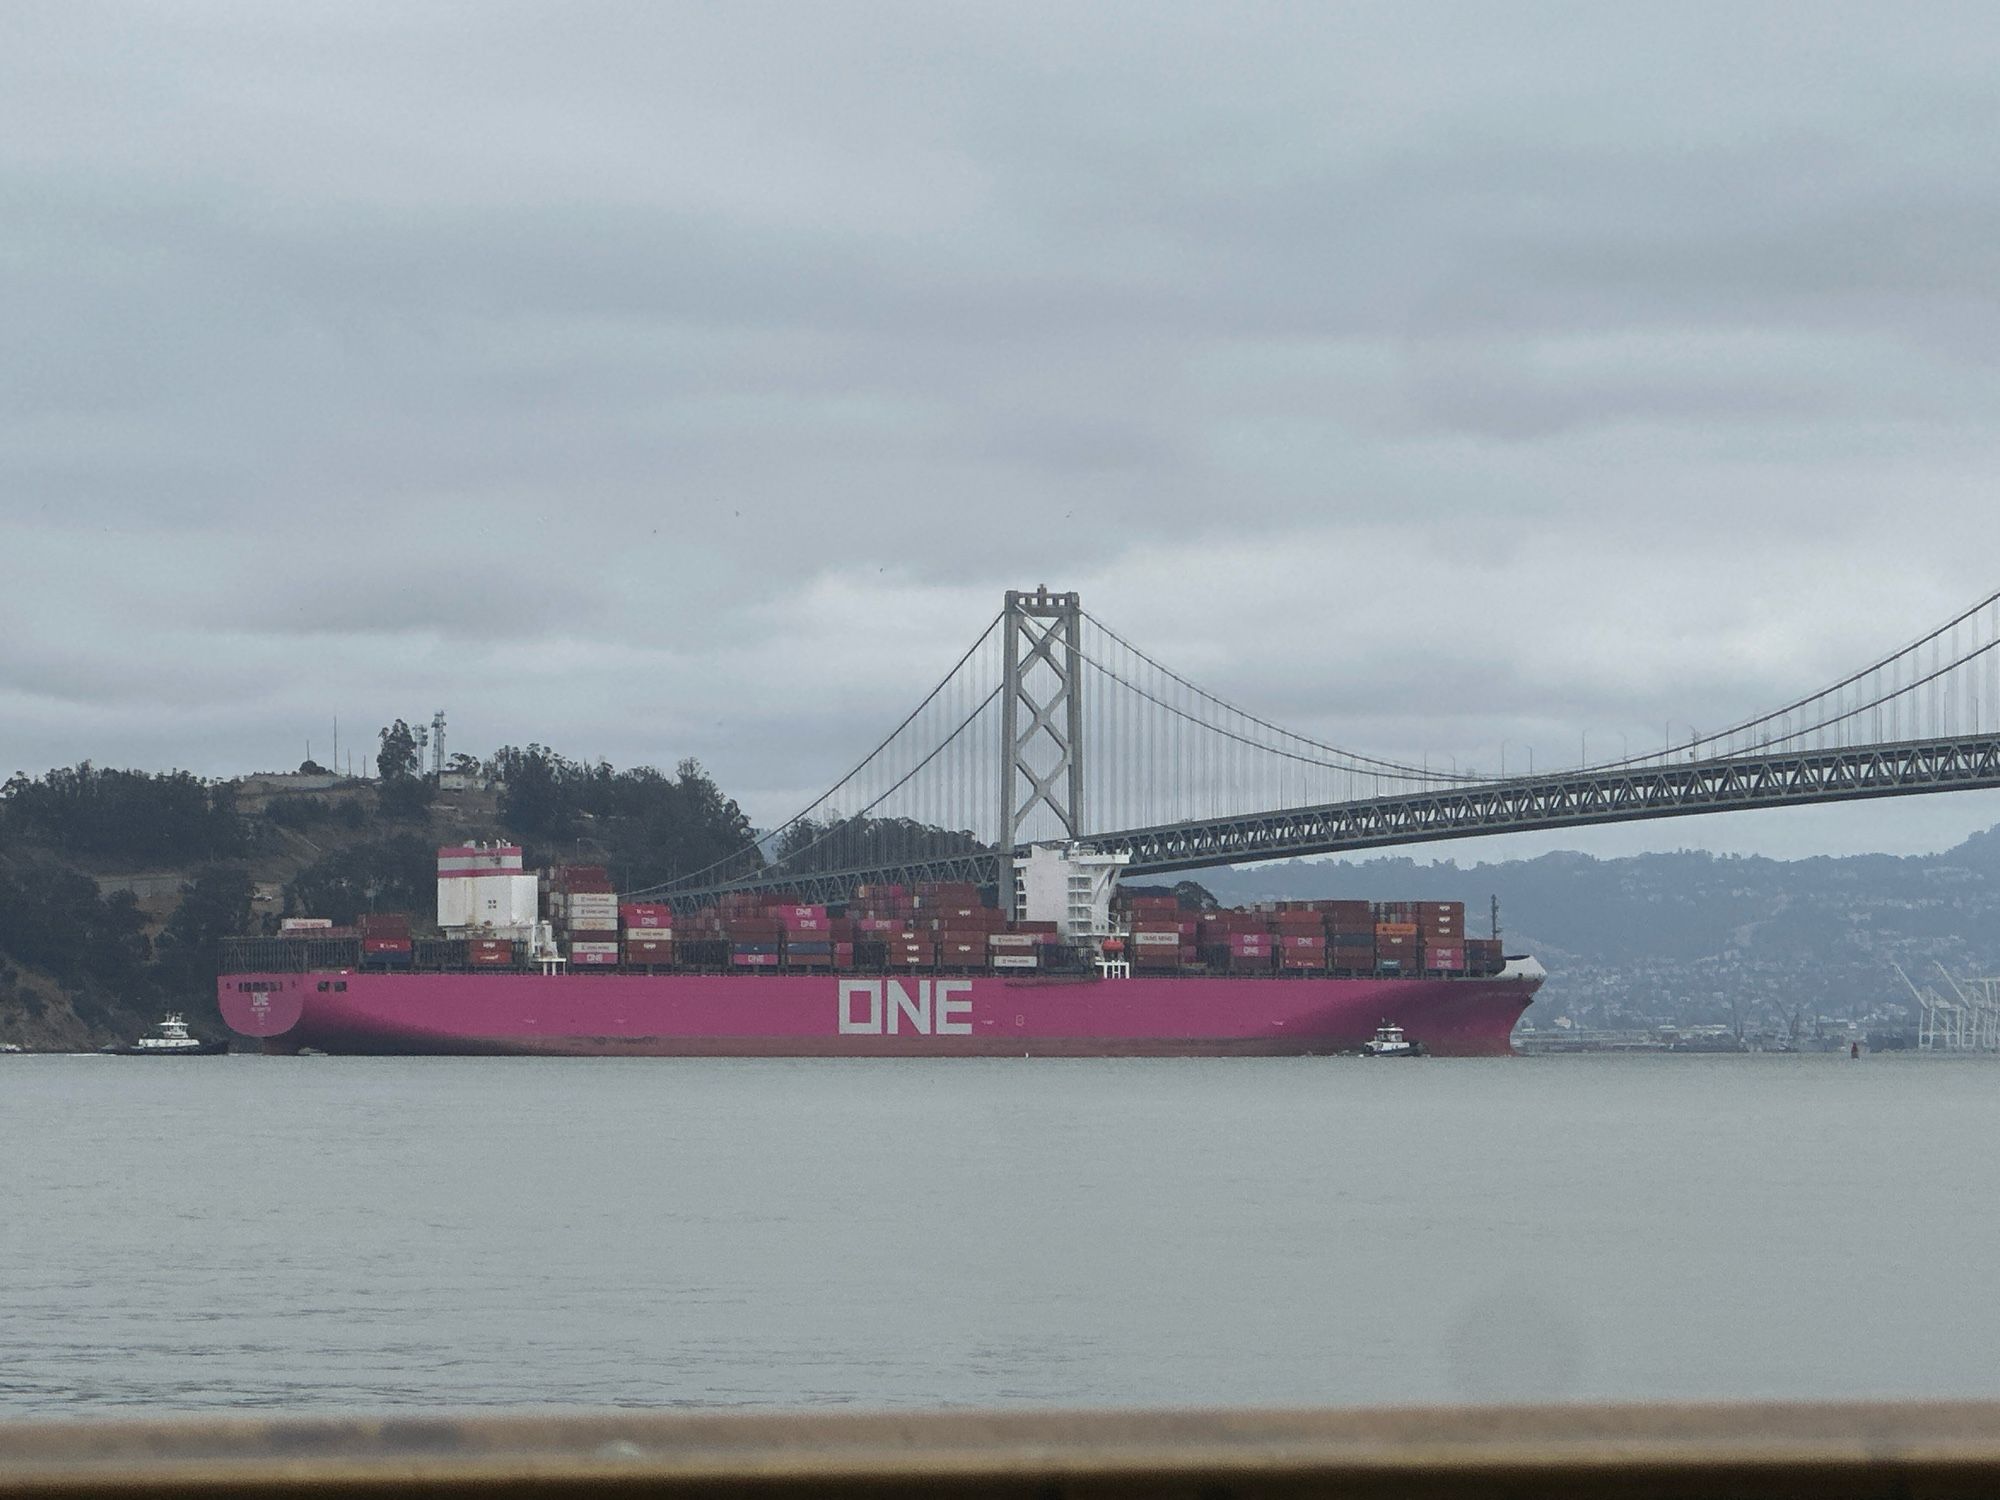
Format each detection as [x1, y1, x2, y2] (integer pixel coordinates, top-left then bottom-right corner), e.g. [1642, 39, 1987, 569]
[653, 732, 2000, 908]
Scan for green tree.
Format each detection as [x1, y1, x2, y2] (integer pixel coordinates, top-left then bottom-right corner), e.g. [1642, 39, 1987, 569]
[378, 775, 434, 822]
[0, 763, 245, 864]
[600, 759, 762, 890]
[771, 811, 981, 876]
[489, 743, 579, 842]
[154, 865, 254, 1015]
[285, 836, 436, 925]
[0, 859, 154, 992]
[377, 720, 421, 781]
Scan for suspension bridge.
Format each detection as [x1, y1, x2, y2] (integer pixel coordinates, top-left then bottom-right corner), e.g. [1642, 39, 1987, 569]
[631, 586, 2000, 909]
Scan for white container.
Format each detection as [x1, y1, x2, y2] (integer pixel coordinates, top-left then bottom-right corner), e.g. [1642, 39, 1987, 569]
[440, 872, 540, 931]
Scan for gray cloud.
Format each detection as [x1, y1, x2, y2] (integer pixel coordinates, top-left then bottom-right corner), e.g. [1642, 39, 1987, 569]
[4, 2, 2000, 857]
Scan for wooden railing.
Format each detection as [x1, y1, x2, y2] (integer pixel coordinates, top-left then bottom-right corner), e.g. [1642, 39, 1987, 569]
[7, 1402, 2000, 1496]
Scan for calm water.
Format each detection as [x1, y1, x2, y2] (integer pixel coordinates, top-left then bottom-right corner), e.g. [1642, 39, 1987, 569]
[2, 1051, 1997, 1417]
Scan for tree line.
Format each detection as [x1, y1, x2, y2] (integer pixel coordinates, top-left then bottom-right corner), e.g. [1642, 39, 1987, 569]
[0, 740, 776, 1037]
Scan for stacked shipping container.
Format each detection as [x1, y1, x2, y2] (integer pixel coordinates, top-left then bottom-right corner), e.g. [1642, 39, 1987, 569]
[274, 846, 1505, 984]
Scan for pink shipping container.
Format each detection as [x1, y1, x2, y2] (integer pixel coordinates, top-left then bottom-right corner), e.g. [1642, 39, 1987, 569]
[620, 904, 674, 929]
[571, 950, 620, 968]
[1426, 946, 1465, 971]
[731, 953, 781, 968]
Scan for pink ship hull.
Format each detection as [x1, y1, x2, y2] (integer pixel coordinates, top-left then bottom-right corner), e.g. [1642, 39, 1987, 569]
[219, 970, 1539, 1057]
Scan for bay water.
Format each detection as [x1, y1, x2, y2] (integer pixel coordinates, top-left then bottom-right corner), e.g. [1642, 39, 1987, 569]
[3, 1052, 1995, 1417]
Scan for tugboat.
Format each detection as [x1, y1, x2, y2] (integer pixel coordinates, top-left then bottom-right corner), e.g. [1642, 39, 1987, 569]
[1360, 1020, 1426, 1057]
[105, 1014, 229, 1056]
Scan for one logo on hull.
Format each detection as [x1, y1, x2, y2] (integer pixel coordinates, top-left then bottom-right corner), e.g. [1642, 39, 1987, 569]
[838, 979, 973, 1036]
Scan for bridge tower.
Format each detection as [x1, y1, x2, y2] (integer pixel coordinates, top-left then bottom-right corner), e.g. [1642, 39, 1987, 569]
[997, 587, 1086, 889]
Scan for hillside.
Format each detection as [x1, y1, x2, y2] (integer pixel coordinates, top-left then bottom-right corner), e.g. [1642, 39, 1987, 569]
[0, 749, 756, 1050]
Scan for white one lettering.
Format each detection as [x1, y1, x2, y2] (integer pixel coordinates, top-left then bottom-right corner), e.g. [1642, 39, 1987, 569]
[835, 979, 972, 1037]
[838, 980, 882, 1035]
[936, 980, 973, 1035]
[887, 979, 930, 1035]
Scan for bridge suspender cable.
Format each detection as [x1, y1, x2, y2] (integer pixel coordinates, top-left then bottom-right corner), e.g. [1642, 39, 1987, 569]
[624, 613, 1003, 900]
[1082, 612, 1483, 783]
[640, 584, 2000, 904]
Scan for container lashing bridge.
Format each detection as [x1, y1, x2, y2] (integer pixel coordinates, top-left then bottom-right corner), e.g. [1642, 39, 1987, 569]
[628, 585, 2000, 910]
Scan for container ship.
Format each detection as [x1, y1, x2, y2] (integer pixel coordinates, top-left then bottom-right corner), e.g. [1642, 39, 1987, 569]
[217, 844, 1543, 1057]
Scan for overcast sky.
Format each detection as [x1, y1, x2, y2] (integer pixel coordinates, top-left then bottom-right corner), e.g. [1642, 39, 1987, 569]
[6, 2, 2000, 860]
